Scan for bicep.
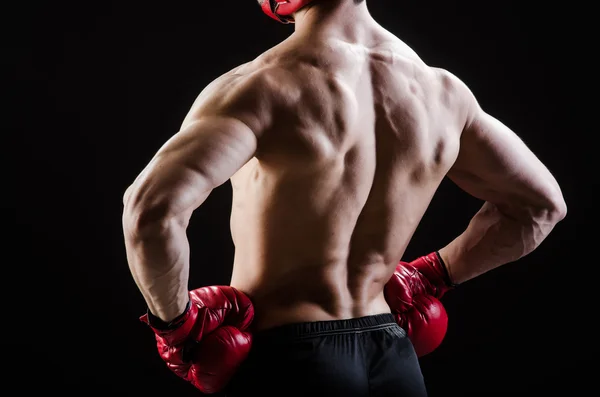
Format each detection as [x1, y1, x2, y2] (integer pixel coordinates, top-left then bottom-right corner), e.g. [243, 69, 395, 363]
[448, 105, 563, 214]
[126, 116, 257, 218]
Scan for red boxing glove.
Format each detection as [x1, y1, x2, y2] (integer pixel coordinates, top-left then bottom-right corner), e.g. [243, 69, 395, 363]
[384, 252, 454, 357]
[140, 286, 254, 394]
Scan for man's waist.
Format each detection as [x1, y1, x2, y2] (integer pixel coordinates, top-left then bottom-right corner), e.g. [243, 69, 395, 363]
[252, 313, 399, 344]
[247, 296, 391, 332]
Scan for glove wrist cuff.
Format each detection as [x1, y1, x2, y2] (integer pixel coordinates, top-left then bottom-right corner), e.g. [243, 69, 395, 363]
[146, 300, 192, 330]
[140, 296, 200, 345]
[434, 251, 458, 288]
[411, 252, 456, 297]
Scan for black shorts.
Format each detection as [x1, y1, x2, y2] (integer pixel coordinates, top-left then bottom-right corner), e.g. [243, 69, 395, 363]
[225, 314, 428, 397]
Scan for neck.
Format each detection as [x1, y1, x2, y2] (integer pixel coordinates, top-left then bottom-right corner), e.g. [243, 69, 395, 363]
[293, 0, 375, 40]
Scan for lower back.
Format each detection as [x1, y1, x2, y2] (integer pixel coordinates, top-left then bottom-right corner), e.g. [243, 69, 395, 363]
[231, 259, 394, 331]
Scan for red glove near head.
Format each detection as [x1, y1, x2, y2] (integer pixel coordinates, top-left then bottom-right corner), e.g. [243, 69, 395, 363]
[140, 286, 254, 394]
[384, 252, 455, 357]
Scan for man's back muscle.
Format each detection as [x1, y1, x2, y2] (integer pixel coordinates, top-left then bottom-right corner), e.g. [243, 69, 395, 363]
[225, 33, 467, 329]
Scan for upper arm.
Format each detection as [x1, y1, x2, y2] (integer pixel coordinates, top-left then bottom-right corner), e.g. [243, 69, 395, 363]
[447, 77, 566, 218]
[124, 72, 269, 223]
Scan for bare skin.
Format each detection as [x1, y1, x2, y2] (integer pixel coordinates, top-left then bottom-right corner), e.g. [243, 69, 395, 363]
[122, 0, 566, 330]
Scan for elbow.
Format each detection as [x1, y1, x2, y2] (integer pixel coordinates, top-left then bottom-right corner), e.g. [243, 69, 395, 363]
[548, 194, 567, 223]
[542, 181, 567, 223]
[505, 192, 567, 226]
[528, 193, 567, 226]
[123, 205, 171, 240]
[122, 188, 175, 240]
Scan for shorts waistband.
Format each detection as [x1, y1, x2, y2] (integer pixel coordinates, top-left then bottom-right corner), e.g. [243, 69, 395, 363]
[254, 313, 398, 342]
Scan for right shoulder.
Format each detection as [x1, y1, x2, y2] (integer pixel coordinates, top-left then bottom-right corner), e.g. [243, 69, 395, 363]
[182, 61, 304, 136]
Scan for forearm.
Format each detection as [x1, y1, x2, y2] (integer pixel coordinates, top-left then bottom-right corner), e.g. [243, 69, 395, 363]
[439, 201, 559, 284]
[124, 218, 190, 322]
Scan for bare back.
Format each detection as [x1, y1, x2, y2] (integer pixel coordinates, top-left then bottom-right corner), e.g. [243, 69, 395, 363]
[215, 31, 467, 330]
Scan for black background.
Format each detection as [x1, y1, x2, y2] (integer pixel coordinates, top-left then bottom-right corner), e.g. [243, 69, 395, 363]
[9, 0, 593, 395]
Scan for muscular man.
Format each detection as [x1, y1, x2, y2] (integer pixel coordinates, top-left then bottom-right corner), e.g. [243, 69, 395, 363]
[122, 1, 566, 396]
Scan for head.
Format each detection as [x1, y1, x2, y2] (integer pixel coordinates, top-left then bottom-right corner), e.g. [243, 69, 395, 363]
[257, 0, 318, 24]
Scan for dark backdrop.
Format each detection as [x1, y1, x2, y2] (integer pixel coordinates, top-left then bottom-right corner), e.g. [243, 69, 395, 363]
[9, 0, 593, 395]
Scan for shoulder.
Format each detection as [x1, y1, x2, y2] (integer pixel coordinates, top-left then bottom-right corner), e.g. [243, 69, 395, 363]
[429, 67, 480, 127]
[429, 67, 471, 97]
[182, 60, 304, 136]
